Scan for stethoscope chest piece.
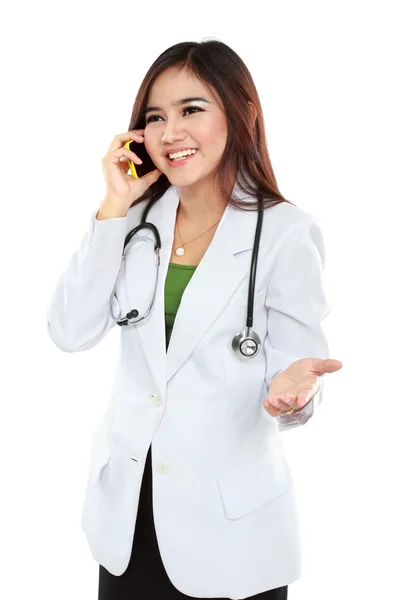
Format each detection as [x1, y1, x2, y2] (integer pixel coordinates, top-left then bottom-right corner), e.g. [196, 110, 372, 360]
[232, 329, 262, 358]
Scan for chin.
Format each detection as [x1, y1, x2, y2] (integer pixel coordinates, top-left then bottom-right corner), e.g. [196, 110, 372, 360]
[166, 170, 212, 188]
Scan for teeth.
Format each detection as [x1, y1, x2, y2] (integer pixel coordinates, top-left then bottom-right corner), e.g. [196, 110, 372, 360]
[168, 149, 197, 160]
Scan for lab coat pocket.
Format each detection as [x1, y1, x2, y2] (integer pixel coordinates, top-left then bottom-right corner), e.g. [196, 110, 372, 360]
[217, 447, 293, 520]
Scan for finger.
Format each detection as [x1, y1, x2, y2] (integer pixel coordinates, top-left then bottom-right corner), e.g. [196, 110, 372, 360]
[271, 398, 294, 411]
[105, 148, 143, 166]
[123, 149, 143, 164]
[263, 396, 294, 414]
[271, 390, 296, 407]
[108, 130, 145, 153]
[312, 358, 343, 376]
[262, 399, 281, 416]
[296, 390, 314, 408]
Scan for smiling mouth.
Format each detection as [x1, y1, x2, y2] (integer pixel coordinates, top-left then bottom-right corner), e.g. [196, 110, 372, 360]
[166, 152, 198, 167]
[166, 149, 198, 161]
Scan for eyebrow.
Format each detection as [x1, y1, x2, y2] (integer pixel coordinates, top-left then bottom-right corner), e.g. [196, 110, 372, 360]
[144, 97, 211, 115]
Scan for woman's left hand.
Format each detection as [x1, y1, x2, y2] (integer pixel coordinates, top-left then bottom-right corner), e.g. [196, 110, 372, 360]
[263, 358, 343, 417]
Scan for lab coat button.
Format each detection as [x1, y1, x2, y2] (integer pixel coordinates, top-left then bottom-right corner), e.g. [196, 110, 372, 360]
[152, 392, 162, 407]
[156, 462, 170, 474]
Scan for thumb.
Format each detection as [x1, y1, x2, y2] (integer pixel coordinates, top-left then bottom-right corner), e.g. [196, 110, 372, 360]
[313, 358, 343, 376]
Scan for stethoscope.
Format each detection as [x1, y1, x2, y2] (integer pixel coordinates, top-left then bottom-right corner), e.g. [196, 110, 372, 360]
[115, 196, 264, 359]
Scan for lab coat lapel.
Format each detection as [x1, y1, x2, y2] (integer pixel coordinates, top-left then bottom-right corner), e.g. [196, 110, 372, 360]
[166, 202, 255, 383]
[134, 185, 179, 395]
[135, 184, 256, 389]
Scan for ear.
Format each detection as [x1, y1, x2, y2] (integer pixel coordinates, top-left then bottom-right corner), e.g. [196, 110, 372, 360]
[248, 101, 258, 130]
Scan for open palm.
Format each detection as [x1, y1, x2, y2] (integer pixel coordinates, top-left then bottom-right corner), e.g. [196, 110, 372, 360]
[263, 358, 343, 416]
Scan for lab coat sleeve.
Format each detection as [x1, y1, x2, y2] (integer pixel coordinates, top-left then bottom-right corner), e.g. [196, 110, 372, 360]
[46, 210, 128, 352]
[264, 214, 330, 432]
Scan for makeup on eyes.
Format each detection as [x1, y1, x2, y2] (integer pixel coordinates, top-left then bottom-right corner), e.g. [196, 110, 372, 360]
[144, 96, 211, 115]
[145, 105, 204, 125]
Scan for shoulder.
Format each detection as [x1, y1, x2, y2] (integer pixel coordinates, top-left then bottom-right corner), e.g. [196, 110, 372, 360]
[260, 202, 326, 270]
[263, 201, 319, 234]
[261, 201, 324, 248]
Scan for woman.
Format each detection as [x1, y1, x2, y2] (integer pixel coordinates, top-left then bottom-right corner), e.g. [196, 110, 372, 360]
[47, 40, 342, 599]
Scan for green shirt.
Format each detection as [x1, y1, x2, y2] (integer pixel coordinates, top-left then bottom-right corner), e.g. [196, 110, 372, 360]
[165, 262, 197, 348]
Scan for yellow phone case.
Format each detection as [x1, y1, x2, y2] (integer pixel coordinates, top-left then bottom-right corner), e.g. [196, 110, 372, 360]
[124, 141, 140, 179]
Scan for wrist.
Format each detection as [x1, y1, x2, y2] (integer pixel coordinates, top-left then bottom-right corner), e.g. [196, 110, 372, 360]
[96, 201, 127, 220]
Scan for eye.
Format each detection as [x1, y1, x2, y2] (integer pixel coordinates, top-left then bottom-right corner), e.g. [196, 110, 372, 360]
[145, 105, 204, 125]
[145, 115, 162, 124]
[182, 106, 203, 116]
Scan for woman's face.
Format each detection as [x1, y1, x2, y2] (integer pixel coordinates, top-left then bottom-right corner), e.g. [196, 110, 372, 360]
[144, 67, 228, 188]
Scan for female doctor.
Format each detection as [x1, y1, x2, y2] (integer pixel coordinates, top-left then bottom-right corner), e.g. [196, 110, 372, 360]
[47, 40, 342, 600]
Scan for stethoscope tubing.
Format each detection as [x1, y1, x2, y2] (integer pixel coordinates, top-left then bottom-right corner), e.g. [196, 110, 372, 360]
[115, 198, 264, 358]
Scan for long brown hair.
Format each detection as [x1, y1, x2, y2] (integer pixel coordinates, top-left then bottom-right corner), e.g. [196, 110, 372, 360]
[127, 39, 295, 218]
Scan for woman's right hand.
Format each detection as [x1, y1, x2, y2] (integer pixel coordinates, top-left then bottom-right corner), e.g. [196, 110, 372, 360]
[100, 130, 162, 217]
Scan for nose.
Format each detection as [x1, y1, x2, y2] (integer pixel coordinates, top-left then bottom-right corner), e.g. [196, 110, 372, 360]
[160, 119, 187, 144]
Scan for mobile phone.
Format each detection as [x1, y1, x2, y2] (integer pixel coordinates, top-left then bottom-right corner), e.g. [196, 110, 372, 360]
[124, 140, 157, 179]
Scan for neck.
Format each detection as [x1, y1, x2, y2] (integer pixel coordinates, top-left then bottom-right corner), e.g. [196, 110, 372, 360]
[176, 179, 229, 226]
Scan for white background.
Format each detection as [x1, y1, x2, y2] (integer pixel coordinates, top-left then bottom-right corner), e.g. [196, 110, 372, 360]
[1, 1, 399, 598]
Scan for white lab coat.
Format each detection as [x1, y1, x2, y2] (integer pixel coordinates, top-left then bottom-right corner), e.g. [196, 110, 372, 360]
[46, 182, 330, 599]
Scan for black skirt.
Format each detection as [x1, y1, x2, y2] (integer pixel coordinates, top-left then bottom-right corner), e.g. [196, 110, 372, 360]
[98, 445, 288, 600]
